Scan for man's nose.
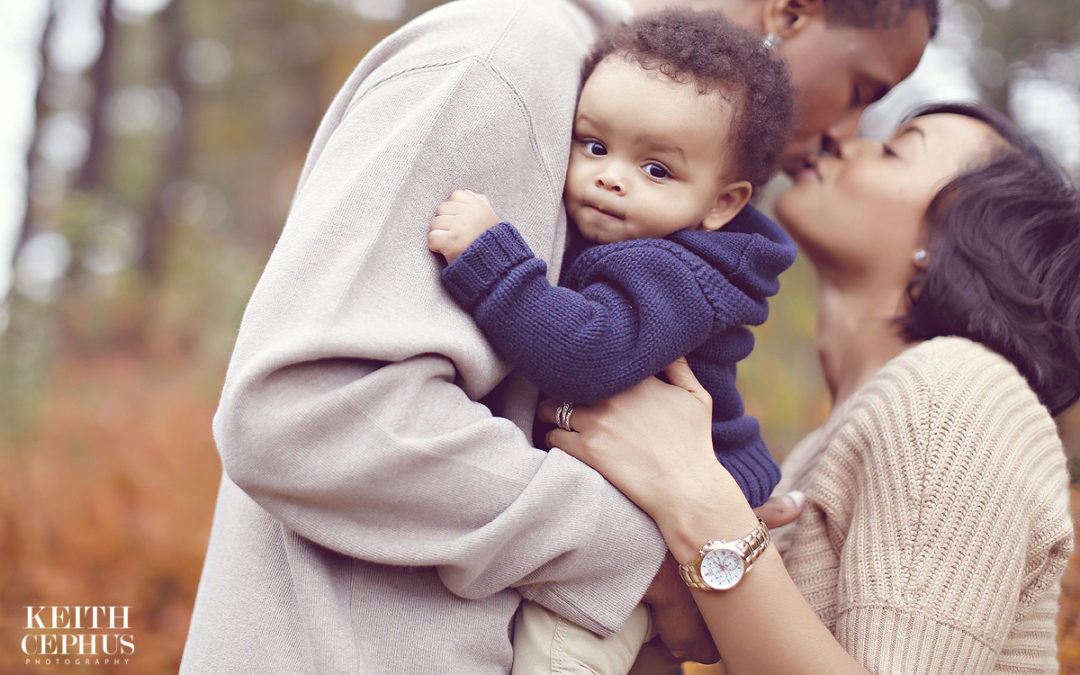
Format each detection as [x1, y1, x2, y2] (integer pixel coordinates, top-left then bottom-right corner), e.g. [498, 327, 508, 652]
[825, 108, 863, 145]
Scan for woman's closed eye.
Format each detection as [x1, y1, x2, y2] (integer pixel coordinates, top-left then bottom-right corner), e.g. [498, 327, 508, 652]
[882, 143, 898, 158]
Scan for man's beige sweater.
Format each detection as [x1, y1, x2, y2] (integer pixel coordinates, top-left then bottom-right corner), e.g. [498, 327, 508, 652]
[775, 336, 1075, 673]
[181, 1, 671, 673]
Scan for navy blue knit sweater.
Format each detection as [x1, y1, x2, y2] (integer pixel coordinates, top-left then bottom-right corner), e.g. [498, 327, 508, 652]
[440, 205, 797, 507]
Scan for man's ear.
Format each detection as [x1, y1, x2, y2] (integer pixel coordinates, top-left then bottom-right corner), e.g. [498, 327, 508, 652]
[763, 0, 827, 39]
[701, 181, 752, 232]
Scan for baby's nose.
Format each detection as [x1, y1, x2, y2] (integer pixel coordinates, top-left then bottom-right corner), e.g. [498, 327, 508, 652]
[596, 172, 623, 192]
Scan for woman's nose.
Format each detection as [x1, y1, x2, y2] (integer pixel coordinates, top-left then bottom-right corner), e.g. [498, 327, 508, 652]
[828, 135, 872, 160]
[848, 137, 881, 159]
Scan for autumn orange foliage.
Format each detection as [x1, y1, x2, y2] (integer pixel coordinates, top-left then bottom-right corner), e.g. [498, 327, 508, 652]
[1061, 489, 1080, 674]
[0, 344, 220, 675]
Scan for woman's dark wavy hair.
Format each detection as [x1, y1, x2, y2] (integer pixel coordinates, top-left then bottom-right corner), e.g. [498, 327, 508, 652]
[900, 102, 1080, 416]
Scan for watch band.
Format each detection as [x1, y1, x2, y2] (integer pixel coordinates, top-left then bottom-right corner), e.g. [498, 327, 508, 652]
[678, 518, 771, 590]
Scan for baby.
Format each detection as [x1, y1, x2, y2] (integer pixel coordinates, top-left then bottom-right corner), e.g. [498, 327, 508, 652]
[428, 9, 795, 674]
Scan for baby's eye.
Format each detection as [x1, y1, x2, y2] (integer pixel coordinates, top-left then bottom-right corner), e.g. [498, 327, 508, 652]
[644, 162, 670, 179]
[583, 140, 607, 156]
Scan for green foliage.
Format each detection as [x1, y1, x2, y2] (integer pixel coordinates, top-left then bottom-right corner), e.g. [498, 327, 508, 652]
[738, 255, 829, 460]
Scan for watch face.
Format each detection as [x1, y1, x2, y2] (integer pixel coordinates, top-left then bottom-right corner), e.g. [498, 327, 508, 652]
[700, 548, 745, 590]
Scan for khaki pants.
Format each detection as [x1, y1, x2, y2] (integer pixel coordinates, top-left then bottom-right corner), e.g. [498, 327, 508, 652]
[511, 601, 683, 675]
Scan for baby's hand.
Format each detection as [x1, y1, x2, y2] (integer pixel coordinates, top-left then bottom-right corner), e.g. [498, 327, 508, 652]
[428, 190, 500, 264]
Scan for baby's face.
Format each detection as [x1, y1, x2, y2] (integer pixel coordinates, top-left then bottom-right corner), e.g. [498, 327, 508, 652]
[564, 56, 736, 244]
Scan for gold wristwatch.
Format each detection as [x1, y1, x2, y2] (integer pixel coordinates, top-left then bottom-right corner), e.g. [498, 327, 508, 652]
[677, 518, 770, 591]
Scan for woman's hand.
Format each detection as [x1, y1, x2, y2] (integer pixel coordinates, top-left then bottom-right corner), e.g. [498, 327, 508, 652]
[540, 358, 719, 522]
[541, 358, 803, 547]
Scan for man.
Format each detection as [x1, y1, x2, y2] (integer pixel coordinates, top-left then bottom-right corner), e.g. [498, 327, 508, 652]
[181, 0, 935, 672]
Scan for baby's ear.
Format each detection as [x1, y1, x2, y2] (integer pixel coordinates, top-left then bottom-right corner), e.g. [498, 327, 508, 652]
[701, 181, 752, 231]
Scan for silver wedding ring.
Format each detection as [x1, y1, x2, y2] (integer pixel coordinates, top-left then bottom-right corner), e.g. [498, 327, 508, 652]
[555, 401, 576, 432]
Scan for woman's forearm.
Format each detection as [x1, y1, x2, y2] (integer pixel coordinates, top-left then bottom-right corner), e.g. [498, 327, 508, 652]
[540, 363, 868, 671]
[654, 464, 868, 675]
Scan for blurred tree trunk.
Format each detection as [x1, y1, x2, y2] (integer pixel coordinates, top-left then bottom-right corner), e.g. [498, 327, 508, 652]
[138, 0, 189, 279]
[75, 0, 117, 192]
[16, 0, 59, 252]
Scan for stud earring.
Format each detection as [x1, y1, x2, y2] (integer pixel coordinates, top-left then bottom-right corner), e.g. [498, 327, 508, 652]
[762, 33, 782, 51]
[913, 248, 928, 264]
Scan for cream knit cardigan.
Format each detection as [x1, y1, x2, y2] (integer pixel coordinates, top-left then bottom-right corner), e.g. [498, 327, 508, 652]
[775, 336, 1074, 673]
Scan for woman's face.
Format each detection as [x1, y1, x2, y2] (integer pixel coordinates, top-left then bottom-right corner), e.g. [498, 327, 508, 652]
[776, 113, 1002, 282]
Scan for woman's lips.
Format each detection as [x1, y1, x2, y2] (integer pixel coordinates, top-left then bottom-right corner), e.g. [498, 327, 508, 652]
[792, 165, 821, 182]
[784, 154, 822, 182]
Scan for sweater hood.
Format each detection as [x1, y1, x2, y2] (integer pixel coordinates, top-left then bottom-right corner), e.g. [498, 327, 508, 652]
[669, 205, 797, 299]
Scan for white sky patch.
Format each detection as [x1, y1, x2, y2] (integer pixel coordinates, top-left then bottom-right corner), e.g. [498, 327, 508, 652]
[309, 0, 405, 23]
[0, 0, 49, 302]
[115, 0, 171, 20]
[1010, 72, 1080, 175]
[49, 0, 104, 73]
[352, 0, 405, 22]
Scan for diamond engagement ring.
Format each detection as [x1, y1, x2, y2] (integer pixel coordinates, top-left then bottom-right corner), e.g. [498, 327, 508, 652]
[555, 401, 576, 432]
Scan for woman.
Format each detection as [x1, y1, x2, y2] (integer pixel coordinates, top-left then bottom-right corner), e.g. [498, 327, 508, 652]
[544, 102, 1079, 673]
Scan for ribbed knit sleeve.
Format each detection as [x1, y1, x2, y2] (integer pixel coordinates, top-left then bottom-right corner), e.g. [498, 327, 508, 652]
[784, 337, 1074, 674]
[441, 223, 717, 402]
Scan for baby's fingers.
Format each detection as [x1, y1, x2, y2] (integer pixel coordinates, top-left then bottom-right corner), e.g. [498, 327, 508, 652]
[429, 213, 455, 231]
[427, 228, 450, 252]
[436, 199, 463, 216]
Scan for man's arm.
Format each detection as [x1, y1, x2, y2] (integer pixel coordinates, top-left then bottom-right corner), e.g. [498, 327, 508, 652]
[214, 33, 666, 635]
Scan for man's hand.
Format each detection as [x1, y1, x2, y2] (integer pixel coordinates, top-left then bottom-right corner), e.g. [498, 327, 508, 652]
[642, 552, 721, 665]
[428, 189, 500, 264]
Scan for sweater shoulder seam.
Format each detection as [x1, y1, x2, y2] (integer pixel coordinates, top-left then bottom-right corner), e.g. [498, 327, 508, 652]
[345, 54, 561, 208]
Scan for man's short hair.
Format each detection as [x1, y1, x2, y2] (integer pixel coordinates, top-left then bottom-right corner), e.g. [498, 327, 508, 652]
[824, 0, 941, 37]
[582, 9, 794, 188]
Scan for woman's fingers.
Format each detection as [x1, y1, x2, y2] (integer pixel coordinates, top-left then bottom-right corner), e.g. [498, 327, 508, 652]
[545, 427, 576, 454]
[662, 357, 711, 405]
[536, 398, 562, 426]
[538, 398, 594, 433]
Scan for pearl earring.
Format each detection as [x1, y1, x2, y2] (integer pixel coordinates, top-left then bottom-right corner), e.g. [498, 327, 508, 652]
[762, 33, 781, 51]
[913, 248, 928, 264]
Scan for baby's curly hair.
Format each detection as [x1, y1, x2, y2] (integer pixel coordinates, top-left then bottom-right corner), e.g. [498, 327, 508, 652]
[582, 9, 794, 188]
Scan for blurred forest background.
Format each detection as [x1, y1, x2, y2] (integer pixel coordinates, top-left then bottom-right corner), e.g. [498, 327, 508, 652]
[0, 0, 1077, 672]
